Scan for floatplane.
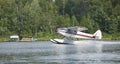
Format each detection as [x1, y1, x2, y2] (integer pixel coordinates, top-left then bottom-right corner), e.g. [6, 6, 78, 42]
[50, 26, 102, 44]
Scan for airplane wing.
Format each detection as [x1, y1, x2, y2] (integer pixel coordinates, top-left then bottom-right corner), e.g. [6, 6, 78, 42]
[67, 26, 88, 31]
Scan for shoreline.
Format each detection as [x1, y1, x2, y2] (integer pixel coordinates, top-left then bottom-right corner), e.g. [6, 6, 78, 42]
[1, 33, 120, 42]
[0, 37, 120, 42]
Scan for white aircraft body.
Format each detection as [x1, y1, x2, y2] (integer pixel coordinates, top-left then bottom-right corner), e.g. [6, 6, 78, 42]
[50, 26, 102, 44]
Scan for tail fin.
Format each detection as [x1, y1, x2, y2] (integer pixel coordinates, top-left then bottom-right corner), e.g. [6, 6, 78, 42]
[93, 30, 102, 39]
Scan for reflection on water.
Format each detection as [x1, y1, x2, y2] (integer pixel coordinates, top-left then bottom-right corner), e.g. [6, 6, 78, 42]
[0, 41, 120, 64]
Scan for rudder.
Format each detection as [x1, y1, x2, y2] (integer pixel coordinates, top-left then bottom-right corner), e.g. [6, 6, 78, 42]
[93, 30, 102, 39]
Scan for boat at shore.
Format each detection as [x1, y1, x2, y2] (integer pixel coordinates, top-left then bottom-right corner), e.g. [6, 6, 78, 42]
[10, 35, 37, 42]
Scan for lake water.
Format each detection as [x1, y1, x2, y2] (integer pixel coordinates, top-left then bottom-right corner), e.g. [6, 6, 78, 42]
[0, 40, 120, 64]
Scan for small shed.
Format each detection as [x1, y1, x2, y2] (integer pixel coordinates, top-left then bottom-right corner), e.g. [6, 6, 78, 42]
[10, 35, 19, 41]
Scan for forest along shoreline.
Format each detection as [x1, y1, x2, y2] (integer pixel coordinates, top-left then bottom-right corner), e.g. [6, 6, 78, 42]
[0, 0, 120, 42]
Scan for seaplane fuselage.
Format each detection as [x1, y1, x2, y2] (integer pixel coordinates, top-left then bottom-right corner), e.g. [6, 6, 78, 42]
[56, 28, 102, 39]
[50, 26, 102, 44]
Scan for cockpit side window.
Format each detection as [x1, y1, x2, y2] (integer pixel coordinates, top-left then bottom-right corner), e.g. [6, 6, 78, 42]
[66, 29, 77, 34]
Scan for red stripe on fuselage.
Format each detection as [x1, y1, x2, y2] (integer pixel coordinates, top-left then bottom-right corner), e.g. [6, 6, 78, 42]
[76, 33, 94, 38]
